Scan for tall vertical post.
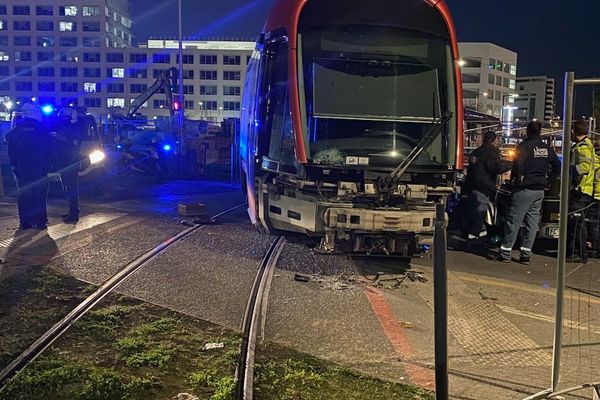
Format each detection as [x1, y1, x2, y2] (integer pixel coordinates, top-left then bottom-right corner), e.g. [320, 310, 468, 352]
[177, 0, 185, 178]
[551, 71, 574, 391]
[434, 201, 448, 400]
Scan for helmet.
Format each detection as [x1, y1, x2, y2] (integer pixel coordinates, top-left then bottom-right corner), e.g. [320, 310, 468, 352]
[58, 106, 78, 124]
[20, 102, 43, 122]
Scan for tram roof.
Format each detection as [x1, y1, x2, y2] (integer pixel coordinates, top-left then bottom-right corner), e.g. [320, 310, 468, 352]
[262, 0, 458, 55]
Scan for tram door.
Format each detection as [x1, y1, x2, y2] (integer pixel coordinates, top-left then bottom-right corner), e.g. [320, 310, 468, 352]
[254, 35, 290, 170]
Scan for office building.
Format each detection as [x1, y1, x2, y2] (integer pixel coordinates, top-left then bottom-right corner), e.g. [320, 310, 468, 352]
[514, 76, 555, 122]
[458, 42, 518, 119]
[1, 33, 254, 122]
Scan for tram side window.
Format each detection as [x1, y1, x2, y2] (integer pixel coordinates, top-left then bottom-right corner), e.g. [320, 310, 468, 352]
[263, 42, 295, 168]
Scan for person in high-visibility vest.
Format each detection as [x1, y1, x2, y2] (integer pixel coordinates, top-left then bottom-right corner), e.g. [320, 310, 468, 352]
[587, 136, 600, 257]
[567, 119, 600, 263]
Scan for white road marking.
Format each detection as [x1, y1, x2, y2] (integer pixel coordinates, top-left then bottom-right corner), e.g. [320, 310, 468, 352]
[496, 304, 600, 335]
[0, 213, 125, 249]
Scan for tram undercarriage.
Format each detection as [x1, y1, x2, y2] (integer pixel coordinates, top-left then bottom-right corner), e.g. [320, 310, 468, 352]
[254, 173, 453, 256]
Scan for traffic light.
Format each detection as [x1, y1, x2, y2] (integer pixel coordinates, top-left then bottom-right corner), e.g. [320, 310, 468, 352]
[172, 98, 181, 112]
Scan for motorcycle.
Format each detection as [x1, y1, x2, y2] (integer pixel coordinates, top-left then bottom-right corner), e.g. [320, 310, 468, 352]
[115, 135, 171, 182]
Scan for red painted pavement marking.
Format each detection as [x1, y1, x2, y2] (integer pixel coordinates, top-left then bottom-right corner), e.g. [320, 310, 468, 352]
[363, 285, 435, 390]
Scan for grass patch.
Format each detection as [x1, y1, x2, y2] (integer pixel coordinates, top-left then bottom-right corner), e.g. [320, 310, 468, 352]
[0, 357, 163, 400]
[76, 306, 130, 338]
[1, 295, 240, 400]
[1, 287, 429, 400]
[130, 317, 180, 336]
[0, 269, 91, 370]
[255, 345, 433, 400]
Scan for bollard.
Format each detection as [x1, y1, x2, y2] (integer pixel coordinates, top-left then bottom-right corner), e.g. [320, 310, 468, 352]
[434, 201, 448, 400]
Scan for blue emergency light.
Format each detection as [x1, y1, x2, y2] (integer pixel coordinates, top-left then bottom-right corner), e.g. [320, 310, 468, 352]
[41, 104, 54, 115]
[163, 144, 172, 152]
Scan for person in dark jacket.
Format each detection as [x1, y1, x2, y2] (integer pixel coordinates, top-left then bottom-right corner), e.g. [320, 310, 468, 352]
[7, 103, 52, 230]
[498, 121, 561, 264]
[55, 106, 81, 223]
[463, 131, 511, 244]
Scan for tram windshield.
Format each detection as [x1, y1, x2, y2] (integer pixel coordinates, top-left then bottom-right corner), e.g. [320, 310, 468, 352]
[299, 26, 457, 168]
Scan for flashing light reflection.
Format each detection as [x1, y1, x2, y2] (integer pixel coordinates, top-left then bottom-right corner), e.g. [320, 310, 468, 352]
[41, 104, 54, 115]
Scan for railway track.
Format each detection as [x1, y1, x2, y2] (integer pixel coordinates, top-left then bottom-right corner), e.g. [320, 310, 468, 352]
[0, 203, 246, 388]
[235, 235, 285, 400]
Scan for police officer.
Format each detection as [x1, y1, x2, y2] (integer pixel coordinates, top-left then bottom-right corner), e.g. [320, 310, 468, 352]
[7, 103, 51, 229]
[463, 131, 511, 247]
[566, 120, 600, 263]
[55, 106, 81, 224]
[498, 121, 561, 264]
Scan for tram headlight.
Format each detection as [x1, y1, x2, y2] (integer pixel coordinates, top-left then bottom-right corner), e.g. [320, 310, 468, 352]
[89, 150, 106, 165]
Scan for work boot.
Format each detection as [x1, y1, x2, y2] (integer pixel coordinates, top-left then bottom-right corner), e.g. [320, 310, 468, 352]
[519, 255, 530, 265]
[63, 214, 79, 224]
[566, 255, 588, 264]
[491, 252, 511, 263]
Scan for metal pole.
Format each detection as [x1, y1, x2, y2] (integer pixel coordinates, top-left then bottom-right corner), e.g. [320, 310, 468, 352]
[551, 71, 574, 391]
[434, 202, 448, 400]
[177, 0, 185, 179]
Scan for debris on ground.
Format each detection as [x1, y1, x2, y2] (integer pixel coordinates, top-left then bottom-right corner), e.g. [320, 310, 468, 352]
[202, 342, 225, 351]
[192, 216, 216, 225]
[360, 270, 428, 289]
[180, 220, 193, 227]
[294, 273, 310, 282]
[178, 202, 206, 217]
[398, 321, 415, 329]
[293, 273, 358, 291]
[479, 291, 498, 301]
[175, 393, 199, 400]
[310, 275, 352, 290]
[406, 271, 428, 283]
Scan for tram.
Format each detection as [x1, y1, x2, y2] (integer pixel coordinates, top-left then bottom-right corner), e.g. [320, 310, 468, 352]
[240, 0, 464, 255]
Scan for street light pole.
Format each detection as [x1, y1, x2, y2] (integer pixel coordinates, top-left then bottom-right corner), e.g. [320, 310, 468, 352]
[501, 94, 519, 140]
[177, 0, 184, 178]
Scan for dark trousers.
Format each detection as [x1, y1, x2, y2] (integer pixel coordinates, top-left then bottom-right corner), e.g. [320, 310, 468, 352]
[16, 174, 49, 227]
[61, 164, 79, 216]
[587, 201, 600, 256]
[567, 190, 593, 260]
[500, 189, 544, 259]
[466, 189, 490, 239]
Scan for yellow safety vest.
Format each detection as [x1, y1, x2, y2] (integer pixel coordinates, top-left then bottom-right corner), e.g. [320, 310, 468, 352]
[571, 137, 600, 199]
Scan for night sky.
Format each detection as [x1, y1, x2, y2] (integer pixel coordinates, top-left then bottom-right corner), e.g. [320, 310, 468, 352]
[132, 0, 600, 115]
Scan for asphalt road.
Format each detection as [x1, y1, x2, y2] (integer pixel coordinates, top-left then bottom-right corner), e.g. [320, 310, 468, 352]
[1, 177, 598, 399]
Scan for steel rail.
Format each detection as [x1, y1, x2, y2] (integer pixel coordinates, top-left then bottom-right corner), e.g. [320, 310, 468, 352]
[0, 203, 246, 387]
[235, 236, 285, 400]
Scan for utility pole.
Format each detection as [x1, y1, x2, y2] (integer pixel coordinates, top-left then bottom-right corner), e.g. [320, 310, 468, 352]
[177, 0, 185, 178]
